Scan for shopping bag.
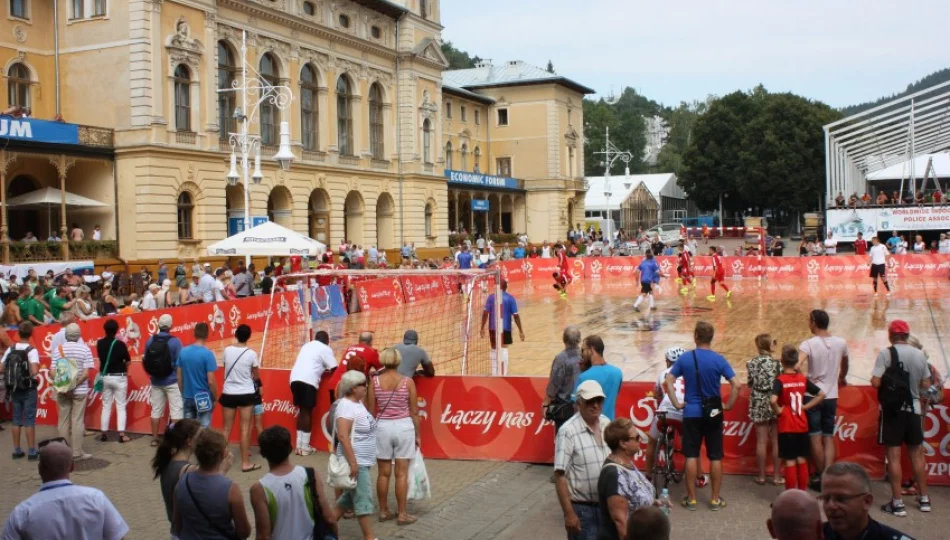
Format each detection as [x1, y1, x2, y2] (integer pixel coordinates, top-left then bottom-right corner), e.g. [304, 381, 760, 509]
[407, 449, 431, 501]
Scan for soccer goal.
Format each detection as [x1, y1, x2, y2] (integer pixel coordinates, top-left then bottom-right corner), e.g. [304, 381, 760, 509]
[259, 267, 504, 376]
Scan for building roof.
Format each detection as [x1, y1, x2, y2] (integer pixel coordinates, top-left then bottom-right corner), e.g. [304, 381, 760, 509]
[444, 61, 595, 95]
[350, 0, 408, 19]
[442, 84, 495, 105]
[866, 152, 950, 181]
[583, 173, 682, 211]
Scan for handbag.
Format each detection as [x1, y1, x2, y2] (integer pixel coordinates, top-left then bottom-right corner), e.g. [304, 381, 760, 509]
[692, 352, 723, 418]
[93, 340, 117, 394]
[305, 466, 339, 540]
[327, 406, 358, 490]
[194, 391, 213, 413]
[544, 396, 575, 424]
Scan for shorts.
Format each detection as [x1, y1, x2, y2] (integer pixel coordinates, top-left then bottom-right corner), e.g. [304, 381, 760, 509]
[218, 393, 257, 409]
[640, 282, 653, 294]
[870, 264, 886, 278]
[649, 410, 683, 439]
[806, 397, 837, 436]
[489, 330, 513, 348]
[291, 381, 317, 409]
[11, 390, 38, 427]
[376, 417, 416, 460]
[150, 384, 183, 420]
[878, 409, 924, 447]
[682, 415, 724, 460]
[182, 398, 213, 428]
[253, 403, 264, 416]
[778, 432, 810, 460]
[713, 271, 725, 282]
[336, 466, 375, 516]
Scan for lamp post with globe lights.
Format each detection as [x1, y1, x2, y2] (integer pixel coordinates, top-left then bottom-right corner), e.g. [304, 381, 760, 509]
[593, 126, 632, 242]
[218, 30, 295, 267]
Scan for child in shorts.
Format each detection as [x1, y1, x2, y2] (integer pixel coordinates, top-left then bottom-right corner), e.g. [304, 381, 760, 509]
[771, 344, 826, 490]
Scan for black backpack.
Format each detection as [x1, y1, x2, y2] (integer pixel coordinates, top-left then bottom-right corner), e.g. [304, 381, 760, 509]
[3, 346, 35, 392]
[878, 347, 912, 413]
[143, 335, 174, 378]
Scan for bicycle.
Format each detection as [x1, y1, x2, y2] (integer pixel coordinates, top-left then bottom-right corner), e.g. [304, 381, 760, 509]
[651, 411, 683, 494]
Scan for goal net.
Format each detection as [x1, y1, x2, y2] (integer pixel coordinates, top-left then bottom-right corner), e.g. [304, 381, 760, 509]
[259, 268, 503, 376]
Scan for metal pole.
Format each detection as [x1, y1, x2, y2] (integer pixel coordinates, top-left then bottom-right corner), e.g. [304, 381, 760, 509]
[604, 127, 611, 238]
[719, 193, 723, 235]
[494, 268, 502, 376]
[242, 30, 251, 268]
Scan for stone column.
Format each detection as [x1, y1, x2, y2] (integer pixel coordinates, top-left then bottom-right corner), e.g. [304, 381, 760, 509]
[0, 150, 17, 264]
[49, 155, 76, 260]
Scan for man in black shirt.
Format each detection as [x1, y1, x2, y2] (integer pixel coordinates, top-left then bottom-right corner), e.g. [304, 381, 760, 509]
[820, 462, 914, 540]
[260, 266, 274, 295]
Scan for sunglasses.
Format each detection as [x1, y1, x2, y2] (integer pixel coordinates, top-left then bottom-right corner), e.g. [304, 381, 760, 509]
[38, 437, 68, 449]
[817, 492, 868, 505]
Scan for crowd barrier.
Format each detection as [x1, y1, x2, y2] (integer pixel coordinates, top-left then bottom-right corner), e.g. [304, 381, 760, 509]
[12, 366, 950, 484]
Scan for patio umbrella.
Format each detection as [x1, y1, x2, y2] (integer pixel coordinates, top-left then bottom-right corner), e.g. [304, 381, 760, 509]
[4, 187, 108, 237]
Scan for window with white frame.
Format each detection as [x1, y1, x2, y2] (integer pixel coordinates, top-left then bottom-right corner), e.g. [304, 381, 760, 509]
[173, 65, 191, 132]
[496, 157, 511, 177]
[300, 64, 319, 151]
[460, 105, 467, 123]
[70, 0, 83, 18]
[445, 100, 452, 119]
[70, 0, 107, 20]
[7, 63, 30, 108]
[93, 0, 105, 16]
[422, 119, 432, 163]
[474, 109, 480, 125]
[425, 202, 433, 236]
[444, 141, 453, 169]
[369, 83, 384, 159]
[9, 0, 28, 19]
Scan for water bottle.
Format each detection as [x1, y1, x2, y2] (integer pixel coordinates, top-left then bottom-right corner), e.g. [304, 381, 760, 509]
[658, 488, 672, 515]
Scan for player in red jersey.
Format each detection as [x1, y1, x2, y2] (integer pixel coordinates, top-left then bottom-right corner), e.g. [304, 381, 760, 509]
[706, 246, 731, 302]
[552, 244, 572, 298]
[325, 332, 381, 400]
[676, 243, 695, 294]
[770, 345, 826, 490]
[853, 232, 868, 256]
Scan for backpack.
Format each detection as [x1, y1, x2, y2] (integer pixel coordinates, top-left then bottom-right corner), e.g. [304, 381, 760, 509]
[51, 345, 82, 395]
[878, 347, 912, 413]
[3, 346, 35, 392]
[143, 335, 174, 378]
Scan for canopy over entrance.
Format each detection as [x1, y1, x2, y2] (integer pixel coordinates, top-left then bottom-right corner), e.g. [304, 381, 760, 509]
[206, 221, 325, 257]
[5, 186, 107, 208]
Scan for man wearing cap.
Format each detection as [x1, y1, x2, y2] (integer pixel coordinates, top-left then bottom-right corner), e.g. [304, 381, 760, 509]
[871, 320, 932, 516]
[394, 329, 434, 378]
[554, 379, 610, 539]
[145, 314, 183, 446]
[53, 323, 95, 460]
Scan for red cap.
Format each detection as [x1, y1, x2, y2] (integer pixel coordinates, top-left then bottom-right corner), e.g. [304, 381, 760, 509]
[888, 320, 910, 335]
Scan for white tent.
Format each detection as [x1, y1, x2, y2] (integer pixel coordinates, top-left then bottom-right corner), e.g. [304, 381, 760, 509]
[865, 153, 950, 181]
[5, 186, 108, 208]
[206, 221, 325, 257]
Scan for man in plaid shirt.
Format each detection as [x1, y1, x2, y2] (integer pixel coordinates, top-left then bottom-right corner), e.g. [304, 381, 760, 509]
[553, 380, 610, 539]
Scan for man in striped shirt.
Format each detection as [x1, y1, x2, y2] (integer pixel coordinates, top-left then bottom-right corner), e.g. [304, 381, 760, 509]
[554, 380, 610, 539]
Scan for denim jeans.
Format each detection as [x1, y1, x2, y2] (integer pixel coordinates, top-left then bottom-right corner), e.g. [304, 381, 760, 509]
[567, 502, 601, 540]
[182, 398, 213, 428]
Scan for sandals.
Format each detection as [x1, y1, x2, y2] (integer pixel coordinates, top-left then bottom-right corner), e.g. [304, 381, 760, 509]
[241, 464, 262, 473]
[772, 478, 786, 486]
[119, 435, 131, 444]
[397, 515, 418, 526]
[99, 433, 109, 442]
[150, 438, 160, 447]
[378, 512, 395, 523]
[753, 477, 767, 485]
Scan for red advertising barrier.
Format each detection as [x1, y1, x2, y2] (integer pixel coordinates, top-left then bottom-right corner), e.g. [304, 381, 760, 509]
[18, 371, 949, 483]
[400, 275, 447, 304]
[5, 292, 303, 361]
[355, 276, 405, 311]
[500, 254, 950, 282]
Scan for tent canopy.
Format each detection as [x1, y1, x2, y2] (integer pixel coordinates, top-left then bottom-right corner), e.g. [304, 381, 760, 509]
[5, 187, 108, 208]
[206, 221, 325, 257]
[865, 153, 950, 181]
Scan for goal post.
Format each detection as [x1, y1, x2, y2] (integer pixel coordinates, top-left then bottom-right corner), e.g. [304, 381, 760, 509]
[260, 267, 503, 376]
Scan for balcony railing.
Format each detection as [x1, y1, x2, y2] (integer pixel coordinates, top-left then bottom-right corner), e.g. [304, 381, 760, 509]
[7, 240, 118, 263]
[175, 131, 196, 145]
[77, 125, 115, 148]
[371, 159, 390, 170]
[338, 154, 360, 166]
[302, 150, 327, 163]
[423, 163, 434, 173]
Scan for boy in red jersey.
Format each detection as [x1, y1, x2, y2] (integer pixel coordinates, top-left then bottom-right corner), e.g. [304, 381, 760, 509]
[706, 246, 731, 301]
[676, 243, 695, 294]
[552, 244, 572, 298]
[771, 344, 826, 490]
[853, 232, 868, 256]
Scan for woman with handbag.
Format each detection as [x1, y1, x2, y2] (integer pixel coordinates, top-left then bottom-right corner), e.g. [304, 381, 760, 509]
[597, 418, 661, 540]
[97, 318, 133, 443]
[332, 370, 378, 540]
[153, 419, 201, 540]
[219, 324, 262, 473]
[172, 429, 251, 540]
[367, 348, 420, 525]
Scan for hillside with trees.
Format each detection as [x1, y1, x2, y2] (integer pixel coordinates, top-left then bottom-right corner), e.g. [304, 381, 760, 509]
[841, 67, 950, 116]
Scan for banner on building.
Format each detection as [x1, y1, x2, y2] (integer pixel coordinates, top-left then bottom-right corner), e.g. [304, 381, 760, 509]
[0, 117, 80, 145]
[878, 206, 950, 232]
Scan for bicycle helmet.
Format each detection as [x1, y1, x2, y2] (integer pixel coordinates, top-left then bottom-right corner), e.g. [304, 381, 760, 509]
[665, 347, 686, 363]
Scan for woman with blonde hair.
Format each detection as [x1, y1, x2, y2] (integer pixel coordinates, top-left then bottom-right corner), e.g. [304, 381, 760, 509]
[72, 286, 95, 320]
[334, 370, 378, 540]
[99, 282, 119, 315]
[368, 347, 421, 525]
[746, 333, 783, 485]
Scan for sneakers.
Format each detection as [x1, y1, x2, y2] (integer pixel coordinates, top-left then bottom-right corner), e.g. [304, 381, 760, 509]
[12, 449, 25, 460]
[808, 476, 821, 492]
[27, 450, 38, 461]
[918, 497, 932, 512]
[295, 446, 316, 456]
[881, 500, 907, 517]
[559, 290, 567, 299]
[726, 290, 732, 299]
[675, 278, 683, 285]
[709, 498, 727, 511]
[706, 295, 716, 302]
[681, 496, 697, 511]
[680, 287, 689, 295]
[73, 453, 93, 462]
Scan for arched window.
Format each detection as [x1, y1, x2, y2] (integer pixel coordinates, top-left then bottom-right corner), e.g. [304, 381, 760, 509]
[444, 141, 453, 170]
[422, 119, 432, 164]
[336, 76, 353, 156]
[474, 146, 481, 173]
[217, 41, 237, 141]
[7, 63, 30, 108]
[173, 65, 191, 132]
[303, 1, 316, 15]
[369, 83, 384, 160]
[425, 202, 434, 237]
[177, 192, 194, 240]
[460, 143, 468, 172]
[300, 64, 319, 151]
[259, 53, 280, 146]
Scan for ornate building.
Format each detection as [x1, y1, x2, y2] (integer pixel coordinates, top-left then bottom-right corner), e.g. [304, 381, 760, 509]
[0, 0, 590, 262]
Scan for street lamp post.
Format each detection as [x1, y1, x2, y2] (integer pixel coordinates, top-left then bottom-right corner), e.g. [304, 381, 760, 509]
[593, 126, 632, 241]
[218, 30, 295, 267]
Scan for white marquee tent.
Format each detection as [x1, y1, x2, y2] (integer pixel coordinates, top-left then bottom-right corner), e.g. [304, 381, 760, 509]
[206, 221, 325, 257]
[865, 153, 950, 181]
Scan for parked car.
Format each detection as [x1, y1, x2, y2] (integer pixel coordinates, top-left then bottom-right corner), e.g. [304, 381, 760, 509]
[644, 223, 684, 245]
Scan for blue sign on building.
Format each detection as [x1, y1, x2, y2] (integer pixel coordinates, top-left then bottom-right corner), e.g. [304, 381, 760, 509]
[472, 199, 490, 211]
[227, 216, 269, 237]
[445, 169, 520, 191]
[0, 117, 80, 145]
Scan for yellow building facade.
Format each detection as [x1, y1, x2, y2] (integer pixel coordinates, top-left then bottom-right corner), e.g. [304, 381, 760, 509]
[0, 0, 589, 263]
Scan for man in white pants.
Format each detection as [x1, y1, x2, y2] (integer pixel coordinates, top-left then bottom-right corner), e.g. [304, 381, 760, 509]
[144, 314, 183, 446]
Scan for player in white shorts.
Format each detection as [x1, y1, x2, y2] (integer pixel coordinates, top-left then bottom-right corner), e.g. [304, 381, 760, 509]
[645, 347, 708, 488]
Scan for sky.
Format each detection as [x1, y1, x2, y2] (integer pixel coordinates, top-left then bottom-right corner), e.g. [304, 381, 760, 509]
[440, 0, 950, 109]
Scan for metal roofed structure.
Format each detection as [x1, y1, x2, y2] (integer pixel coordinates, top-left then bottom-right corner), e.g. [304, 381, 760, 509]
[823, 80, 950, 200]
[443, 60, 595, 95]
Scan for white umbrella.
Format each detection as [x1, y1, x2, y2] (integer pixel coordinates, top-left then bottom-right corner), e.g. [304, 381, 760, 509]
[4, 187, 108, 208]
[206, 221, 325, 257]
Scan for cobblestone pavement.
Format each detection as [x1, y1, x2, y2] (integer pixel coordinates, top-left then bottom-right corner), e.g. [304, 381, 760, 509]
[1, 425, 945, 539]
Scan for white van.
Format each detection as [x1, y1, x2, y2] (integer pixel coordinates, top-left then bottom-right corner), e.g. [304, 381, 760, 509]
[644, 223, 683, 245]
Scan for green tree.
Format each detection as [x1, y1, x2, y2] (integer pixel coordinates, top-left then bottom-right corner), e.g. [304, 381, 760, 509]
[655, 100, 708, 176]
[441, 41, 481, 70]
[583, 88, 664, 176]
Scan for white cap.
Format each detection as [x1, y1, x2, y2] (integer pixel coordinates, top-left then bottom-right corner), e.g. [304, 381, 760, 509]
[576, 380, 606, 401]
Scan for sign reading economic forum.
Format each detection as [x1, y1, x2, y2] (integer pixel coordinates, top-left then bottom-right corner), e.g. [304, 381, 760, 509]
[0, 117, 81, 145]
[445, 170, 520, 190]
